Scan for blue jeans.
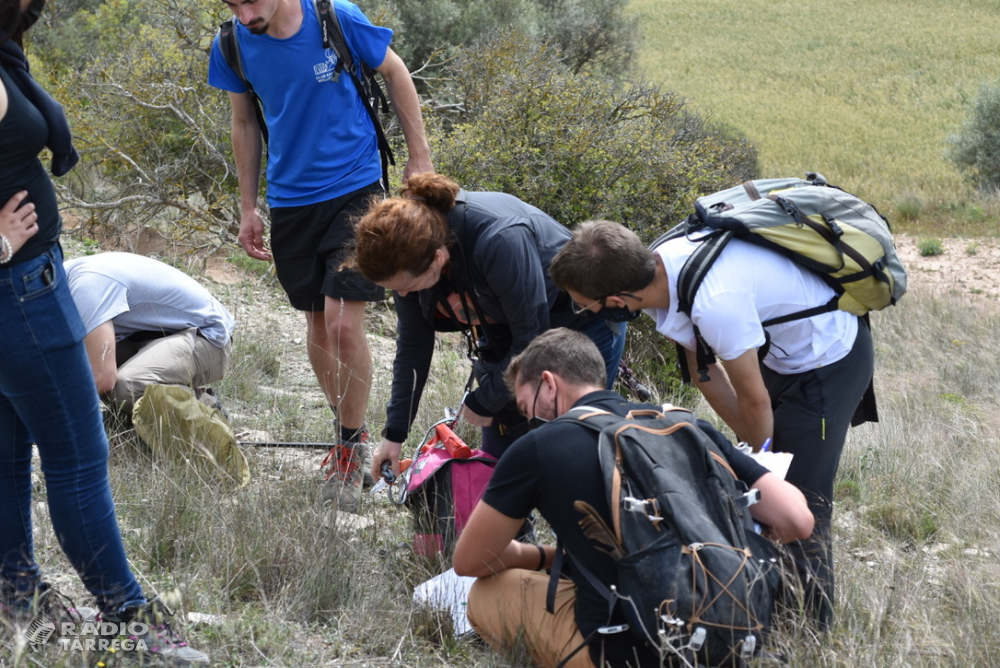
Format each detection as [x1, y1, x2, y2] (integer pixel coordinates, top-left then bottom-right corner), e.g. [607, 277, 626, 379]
[577, 317, 627, 389]
[0, 246, 144, 614]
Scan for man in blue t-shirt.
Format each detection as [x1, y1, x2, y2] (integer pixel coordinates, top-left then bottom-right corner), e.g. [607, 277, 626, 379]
[454, 329, 813, 668]
[208, 0, 433, 512]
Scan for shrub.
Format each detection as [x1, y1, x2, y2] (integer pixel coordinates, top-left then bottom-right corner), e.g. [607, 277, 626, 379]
[32, 1, 237, 244]
[431, 30, 758, 397]
[363, 0, 638, 81]
[948, 78, 1000, 190]
[917, 238, 945, 257]
[434, 29, 758, 241]
[895, 195, 923, 222]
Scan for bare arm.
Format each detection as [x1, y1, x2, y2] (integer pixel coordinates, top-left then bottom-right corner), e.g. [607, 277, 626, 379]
[375, 48, 432, 183]
[454, 501, 552, 577]
[83, 321, 118, 395]
[750, 472, 814, 543]
[229, 91, 271, 261]
[689, 348, 773, 449]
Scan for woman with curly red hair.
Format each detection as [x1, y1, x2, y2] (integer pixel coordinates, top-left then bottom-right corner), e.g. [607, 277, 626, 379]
[353, 172, 627, 480]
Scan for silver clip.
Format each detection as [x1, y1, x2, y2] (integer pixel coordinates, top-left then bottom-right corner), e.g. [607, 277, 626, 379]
[623, 496, 662, 522]
[688, 627, 707, 651]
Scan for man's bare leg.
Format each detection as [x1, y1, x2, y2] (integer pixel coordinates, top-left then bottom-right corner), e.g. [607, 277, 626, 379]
[304, 298, 372, 432]
[308, 298, 373, 511]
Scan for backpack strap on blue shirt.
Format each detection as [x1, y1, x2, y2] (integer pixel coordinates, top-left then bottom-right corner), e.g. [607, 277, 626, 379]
[219, 17, 268, 144]
[218, 0, 396, 188]
[314, 0, 395, 189]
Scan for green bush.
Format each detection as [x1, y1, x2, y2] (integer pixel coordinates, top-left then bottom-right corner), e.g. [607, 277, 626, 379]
[917, 237, 945, 257]
[32, 1, 237, 240]
[948, 78, 1000, 190]
[434, 30, 757, 238]
[363, 0, 637, 81]
[895, 195, 923, 222]
[432, 30, 757, 395]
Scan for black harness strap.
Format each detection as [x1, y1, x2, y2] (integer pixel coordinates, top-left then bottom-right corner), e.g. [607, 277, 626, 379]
[545, 540, 620, 668]
[314, 0, 395, 189]
[219, 19, 268, 144]
[218, 0, 396, 188]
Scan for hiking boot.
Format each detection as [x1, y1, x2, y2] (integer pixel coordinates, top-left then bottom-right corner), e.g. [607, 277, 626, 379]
[330, 418, 373, 488]
[361, 440, 374, 489]
[320, 442, 364, 513]
[0, 583, 96, 646]
[97, 598, 209, 666]
[196, 387, 230, 421]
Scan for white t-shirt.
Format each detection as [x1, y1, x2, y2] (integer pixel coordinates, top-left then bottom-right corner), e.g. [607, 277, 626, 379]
[64, 252, 235, 349]
[649, 236, 857, 375]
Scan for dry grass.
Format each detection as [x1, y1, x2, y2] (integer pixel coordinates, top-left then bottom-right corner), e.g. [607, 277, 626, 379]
[11, 241, 1000, 667]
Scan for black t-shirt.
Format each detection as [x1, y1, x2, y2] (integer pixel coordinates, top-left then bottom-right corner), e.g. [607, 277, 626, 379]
[482, 390, 769, 668]
[0, 65, 61, 266]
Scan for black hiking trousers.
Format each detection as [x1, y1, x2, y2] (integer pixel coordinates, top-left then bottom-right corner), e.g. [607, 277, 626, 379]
[761, 320, 874, 629]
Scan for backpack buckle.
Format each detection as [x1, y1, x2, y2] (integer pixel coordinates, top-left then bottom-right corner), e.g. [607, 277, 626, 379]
[597, 624, 629, 635]
[623, 496, 662, 522]
[688, 626, 707, 651]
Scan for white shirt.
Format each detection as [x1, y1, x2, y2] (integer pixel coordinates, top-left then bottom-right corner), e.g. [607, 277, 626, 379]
[649, 236, 857, 374]
[65, 252, 235, 349]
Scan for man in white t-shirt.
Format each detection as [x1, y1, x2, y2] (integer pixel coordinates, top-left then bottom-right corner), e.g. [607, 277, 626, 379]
[549, 220, 876, 629]
[65, 252, 235, 413]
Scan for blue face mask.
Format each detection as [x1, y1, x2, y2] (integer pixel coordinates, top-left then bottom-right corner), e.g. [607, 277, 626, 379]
[599, 305, 642, 323]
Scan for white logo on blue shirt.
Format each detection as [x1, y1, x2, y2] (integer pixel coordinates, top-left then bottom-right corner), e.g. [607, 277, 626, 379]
[313, 48, 341, 83]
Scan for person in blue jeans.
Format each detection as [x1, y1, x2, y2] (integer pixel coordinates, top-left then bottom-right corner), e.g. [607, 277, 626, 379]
[0, 1, 207, 663]
[352, 172, 627, 484]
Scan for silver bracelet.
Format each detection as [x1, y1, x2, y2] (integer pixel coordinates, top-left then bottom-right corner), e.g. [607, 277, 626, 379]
[0, 234, 12, 265]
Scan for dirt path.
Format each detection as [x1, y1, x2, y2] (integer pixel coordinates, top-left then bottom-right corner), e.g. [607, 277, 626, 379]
[895, 233, 1000, 300]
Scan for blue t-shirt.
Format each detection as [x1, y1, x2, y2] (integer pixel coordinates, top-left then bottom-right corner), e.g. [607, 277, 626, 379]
[208, 0, 392, 207]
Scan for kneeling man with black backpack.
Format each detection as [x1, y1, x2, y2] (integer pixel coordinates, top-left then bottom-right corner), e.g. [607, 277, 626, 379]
[453, 328, 813, 668]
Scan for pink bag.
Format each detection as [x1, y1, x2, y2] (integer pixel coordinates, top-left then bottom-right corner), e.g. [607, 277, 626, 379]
[405, 438, 497, 559]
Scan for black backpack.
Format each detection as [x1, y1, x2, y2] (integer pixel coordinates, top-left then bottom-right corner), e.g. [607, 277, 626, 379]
[550, 406, 781, 667]
[218, 0, 395, 187]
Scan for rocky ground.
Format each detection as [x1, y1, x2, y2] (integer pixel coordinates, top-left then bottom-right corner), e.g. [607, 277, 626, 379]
[894, 233, 1000, 300]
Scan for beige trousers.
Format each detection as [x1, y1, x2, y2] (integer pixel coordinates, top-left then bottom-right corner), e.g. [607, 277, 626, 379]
[108, 327, 231, 412]
[467, 569, 597, 668]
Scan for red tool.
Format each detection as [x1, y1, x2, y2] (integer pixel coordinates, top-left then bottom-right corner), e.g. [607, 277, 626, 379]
[423, 422, 472, 459]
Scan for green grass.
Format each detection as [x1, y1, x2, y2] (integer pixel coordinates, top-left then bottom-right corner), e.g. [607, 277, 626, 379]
[631, 0, 1000, 228]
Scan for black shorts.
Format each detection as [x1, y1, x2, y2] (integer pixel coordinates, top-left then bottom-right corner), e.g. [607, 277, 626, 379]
[270, 182, 386, 311]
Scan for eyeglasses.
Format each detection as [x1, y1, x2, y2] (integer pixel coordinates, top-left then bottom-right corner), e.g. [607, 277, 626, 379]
[571, 292, 643, 315]
[571, 296, 605, 315]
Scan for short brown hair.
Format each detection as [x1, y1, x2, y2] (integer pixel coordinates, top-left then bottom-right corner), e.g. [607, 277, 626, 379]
[549, 220, 656, 299]
[505, 328, 607, 392]
[351, 173, 462, 283]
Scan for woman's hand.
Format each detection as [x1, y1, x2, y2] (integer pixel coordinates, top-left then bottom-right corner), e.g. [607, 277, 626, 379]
[0, 191, 39, 258]
[372, 438, 403, 481]
[461, 404, 494, 428]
